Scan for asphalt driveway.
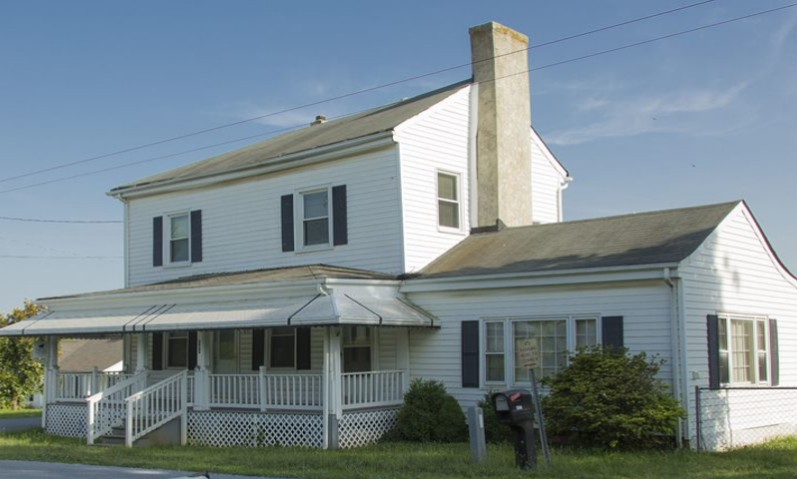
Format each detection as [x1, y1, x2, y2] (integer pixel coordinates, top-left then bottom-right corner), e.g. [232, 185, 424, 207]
[0, 416, 40, 432]
[0, 461, 282, 479]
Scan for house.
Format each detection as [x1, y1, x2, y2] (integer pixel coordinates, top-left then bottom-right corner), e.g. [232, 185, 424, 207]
[1, 21, 795, 451]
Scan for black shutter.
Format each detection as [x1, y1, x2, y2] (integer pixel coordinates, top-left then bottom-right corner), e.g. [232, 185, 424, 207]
[601, 316, 624, 353]
[281, 194, 294, 252]
[252, 328, 265, 371]
[707, 315, 720, 389]
[296, 328, 312, 370]
[153, 217, 163, 267]
[332, 185, 348, 246]
[151, 332, 163, 370]
[769, 319, 779, 386]
[461, 321, 479, 388]
[188, 331, 198, 370]
[190, 210, 203, 263]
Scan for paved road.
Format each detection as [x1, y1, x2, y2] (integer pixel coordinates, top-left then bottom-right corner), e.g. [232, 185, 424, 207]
[0, 416, 40, 432]
[0, 461, 283, 479]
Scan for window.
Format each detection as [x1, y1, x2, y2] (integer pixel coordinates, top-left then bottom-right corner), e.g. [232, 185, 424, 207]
[153, 210, 202, 267]
[343, 326, 372, 373]
[302, 190, 330, 247]
[270, 327, 296, 369]
[167, 332, 188, 368]
[281, 185, 348, 252]
[484, 316, 598, 384]
[718, 315, 769, 385]
[169, 213, 190, 263]
[437, 172, 460, 229]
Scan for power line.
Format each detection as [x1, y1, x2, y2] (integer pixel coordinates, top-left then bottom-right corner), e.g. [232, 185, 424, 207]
[0, 0, 721, 186]
[0, 215, 121, 224]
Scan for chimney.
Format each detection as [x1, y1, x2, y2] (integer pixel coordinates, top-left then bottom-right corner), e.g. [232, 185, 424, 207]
[469, 21, 532, 228]
[311, 115, 327, 126]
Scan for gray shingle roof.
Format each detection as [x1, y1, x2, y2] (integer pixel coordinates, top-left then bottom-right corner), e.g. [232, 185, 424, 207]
[110, 81, 471, 194]
[419, 201, 741, 278]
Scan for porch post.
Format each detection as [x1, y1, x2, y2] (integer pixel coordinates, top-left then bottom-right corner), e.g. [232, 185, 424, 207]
[396, 329, 411, 394]
[135, 333, 148, 373]
[323, 326, 343, 449]
[194, 331, 212, 411]
[42, 336, 59, 429]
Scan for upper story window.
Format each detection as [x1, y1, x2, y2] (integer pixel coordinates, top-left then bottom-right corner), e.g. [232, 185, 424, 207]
[169, 213, 190, 263]
[301, 190, 330, 247]
[281, 185, 347, 253]
[152, 210, 202, 267]
[437, 172, 460, 229]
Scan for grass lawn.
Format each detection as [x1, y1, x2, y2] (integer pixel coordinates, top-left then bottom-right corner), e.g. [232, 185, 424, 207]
[0, 429, 795, 479]
[0, 408, 41, 419]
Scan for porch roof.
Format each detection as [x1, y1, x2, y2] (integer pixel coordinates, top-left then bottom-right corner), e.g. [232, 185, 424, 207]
[0, 268, 436, 336]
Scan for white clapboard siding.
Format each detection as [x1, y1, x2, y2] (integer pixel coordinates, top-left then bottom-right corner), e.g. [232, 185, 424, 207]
[126, 147, 404, 286]
[377, 328, 398, 371]
[530, 131, 567, 224]
[407, 282, 673, 407]
[679, 205, 797, 441]
[394, 87, 471, 273]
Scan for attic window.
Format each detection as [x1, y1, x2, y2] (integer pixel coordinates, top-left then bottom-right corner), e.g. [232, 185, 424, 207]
[437, 172, 460, 229]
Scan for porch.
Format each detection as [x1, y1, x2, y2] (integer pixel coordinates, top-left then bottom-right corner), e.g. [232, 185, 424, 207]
[46, 366, 407, 449]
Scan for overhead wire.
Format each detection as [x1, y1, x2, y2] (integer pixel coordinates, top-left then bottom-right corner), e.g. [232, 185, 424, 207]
[0, 0, 722, 186]
[2, 1, 794, 199]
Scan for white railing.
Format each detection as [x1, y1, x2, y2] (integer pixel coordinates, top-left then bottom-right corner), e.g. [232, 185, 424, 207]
[125, 370, 187, 447]
[342, 370, 404, 409]
[56, 371, 132, 401]
[86, 371, 147, 445]
[260, 372, 323, 410]
[186, 374, 194, 406]
[210, 374, 260, 408]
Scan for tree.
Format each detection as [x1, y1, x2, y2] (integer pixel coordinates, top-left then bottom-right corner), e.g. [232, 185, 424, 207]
[541, 347, 684, 450]
[0, 301, 44, 409]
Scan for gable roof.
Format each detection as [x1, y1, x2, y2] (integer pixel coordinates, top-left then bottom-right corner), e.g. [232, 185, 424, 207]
[419, 201, 741, 278]
[110, 80, 471, 195]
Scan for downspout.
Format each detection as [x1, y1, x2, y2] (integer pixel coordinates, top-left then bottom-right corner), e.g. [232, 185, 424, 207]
[664, 267, 687, 448]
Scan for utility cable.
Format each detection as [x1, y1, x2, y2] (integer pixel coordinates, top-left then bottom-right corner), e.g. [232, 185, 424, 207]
[0, 0, 722, 186]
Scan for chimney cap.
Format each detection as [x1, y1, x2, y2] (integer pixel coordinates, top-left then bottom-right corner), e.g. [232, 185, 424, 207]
[310, 115, 327, 126]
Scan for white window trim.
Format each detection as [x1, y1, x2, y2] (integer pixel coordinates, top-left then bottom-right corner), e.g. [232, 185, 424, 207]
[163, 210, 192, 267]
[718, 313, 771, 386]
[214, 329, 239, 374]
[436, 170, 464, 234]
[164, 332, 189, 370]
[294, 186, 333, 253]
[342, 325, 375, 373]
[481, 315, 601, 387]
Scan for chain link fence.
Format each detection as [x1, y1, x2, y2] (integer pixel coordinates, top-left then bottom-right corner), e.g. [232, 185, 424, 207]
[695, 386, 797, 451]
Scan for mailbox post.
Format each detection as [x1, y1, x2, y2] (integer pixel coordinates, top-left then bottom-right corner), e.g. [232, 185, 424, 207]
[491, 389, 536, 470]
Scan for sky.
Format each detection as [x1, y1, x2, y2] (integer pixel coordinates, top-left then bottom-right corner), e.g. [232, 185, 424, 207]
[0, 0, 795, 315]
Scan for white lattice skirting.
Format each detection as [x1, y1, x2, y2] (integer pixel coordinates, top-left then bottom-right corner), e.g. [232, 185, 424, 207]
[188, 410, 324, 448]
[339, 408, 399, 449]
[45, 403, 87, 438]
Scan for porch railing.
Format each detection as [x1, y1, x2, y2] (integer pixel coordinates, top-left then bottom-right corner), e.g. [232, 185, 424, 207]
[57, 370, 132, 401]
[210, 374, 259, 408]
[342, 370, 404, 409]
[126, 370, 187, 447]
[86, 371, 147, 445]
[260, 372, 323, 410]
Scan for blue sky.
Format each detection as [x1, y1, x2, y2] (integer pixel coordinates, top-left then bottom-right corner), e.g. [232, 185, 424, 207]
[0, 0, 795, 314]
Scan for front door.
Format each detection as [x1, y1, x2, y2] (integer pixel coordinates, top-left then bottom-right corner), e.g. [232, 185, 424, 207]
[213, 330, 237, 373]
[342, 326, 372, 373]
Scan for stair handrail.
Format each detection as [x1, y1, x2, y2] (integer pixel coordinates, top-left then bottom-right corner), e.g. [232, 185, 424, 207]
[86, 370, 147, 445]
[125, 370, 188, 447]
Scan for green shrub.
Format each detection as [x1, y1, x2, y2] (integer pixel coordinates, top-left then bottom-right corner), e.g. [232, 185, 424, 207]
[541, 347, 684, 450]
[477, 392, 514, 443]
[394, 379, 467, 442]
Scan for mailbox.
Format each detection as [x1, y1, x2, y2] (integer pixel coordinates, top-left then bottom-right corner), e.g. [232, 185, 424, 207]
[492, 389, 536, 469]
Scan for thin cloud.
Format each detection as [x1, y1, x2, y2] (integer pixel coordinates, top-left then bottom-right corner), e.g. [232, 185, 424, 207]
[547, 82, 750, 146]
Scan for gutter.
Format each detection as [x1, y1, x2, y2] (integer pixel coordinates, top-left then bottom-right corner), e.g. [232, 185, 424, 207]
[108, 132, 396, 200]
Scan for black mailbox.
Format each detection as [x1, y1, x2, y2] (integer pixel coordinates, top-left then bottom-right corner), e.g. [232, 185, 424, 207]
[492, 389, 536, 469]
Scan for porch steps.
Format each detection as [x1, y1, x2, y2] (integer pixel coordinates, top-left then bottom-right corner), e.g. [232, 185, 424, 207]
[97, 426, 127, 446]
[95, 416, 183, 447]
